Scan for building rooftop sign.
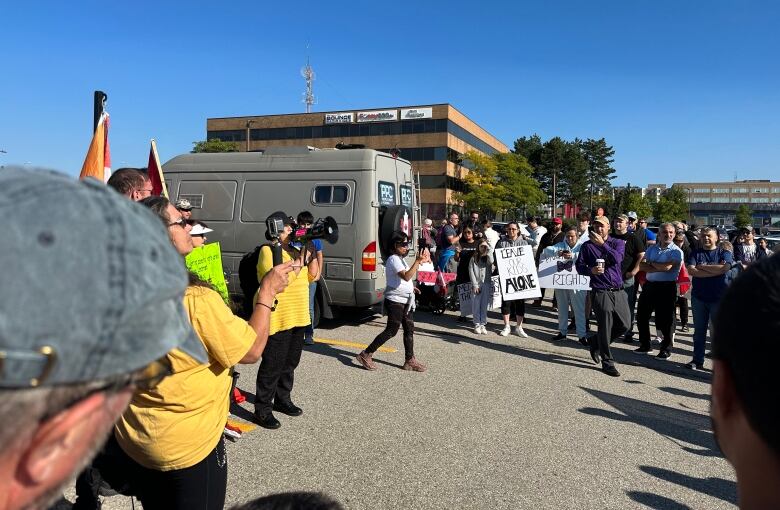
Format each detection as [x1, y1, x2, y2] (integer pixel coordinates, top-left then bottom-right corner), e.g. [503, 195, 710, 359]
[400, 107, 432, 120]
[324, 112, 354, 124]
[357, 110, 397, 122]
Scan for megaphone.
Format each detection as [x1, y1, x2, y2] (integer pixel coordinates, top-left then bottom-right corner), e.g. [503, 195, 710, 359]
[294, 216, 339, 245]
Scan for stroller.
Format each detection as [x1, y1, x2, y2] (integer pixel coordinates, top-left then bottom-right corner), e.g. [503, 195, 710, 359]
[416, 268, 457, 315]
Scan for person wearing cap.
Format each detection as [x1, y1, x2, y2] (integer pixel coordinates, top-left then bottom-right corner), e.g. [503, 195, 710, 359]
[253, 211, 319, 430]
[109, 197, 292, 510]
[107, 168, 153, 201]
[575, 215, 630, 377]
[611, 214, 646, 343]
[0, 167, 209, 510]
[636, 223, 684, 359]
[175, 198, 193, 220]
[421, 218, 437, 254]
[188, 220, 213, 248]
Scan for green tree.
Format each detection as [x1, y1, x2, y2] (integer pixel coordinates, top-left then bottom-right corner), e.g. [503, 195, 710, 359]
[455, 151, 545, 219]
[579, 138, 616, 210]
[654, 186, 689, 223]
[191, 139, 239, 153]
[513, 134, 543, 168]
[734, 204, 753, 228]
[622, 190, 653, 220]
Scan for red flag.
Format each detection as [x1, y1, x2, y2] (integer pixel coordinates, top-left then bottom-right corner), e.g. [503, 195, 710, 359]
[79, 113, 111, 181]
[147, 139, 169, 198]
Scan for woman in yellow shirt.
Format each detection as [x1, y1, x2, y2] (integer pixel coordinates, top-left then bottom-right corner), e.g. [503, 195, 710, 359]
[112, 197, 292, 510]
[253, 211, 319, 429]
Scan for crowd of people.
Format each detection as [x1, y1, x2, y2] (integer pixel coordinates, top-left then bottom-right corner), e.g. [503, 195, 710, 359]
[418, 209, 778, 378]
[2, 166, 780, 509]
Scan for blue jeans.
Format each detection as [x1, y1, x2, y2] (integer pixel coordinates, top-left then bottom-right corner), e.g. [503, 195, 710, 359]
[554, 289, 587, 339]
[305, 281, 317, 341]
[692, 296, 718, 365]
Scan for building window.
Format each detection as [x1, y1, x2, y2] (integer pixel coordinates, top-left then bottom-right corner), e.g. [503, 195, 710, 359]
[206, 130, 246, 142]
[419, 175, 446, 189]
[692, 188, 710, 193]
[712, 196, 729, 203]
[772, 188, 780, 193]
[712, 188, 729, 193]
[752, 197, 770, 203]
[732, 188, 748, 193]
[731, 197, 749, 203]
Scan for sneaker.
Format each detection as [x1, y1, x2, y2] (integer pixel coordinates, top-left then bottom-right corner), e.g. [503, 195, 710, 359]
[602, 365, 621, 377]
[681, 324, 690, 333]
[551, 332, 566, 341]
[479, 325, 487, 335]
[635, 346, 653, 354]
[474, 325, 482, 335]
[657, 350, 671, 359]
[514, 326, 528, 338]
[653, 335, 663, 344]
[224, 423, 242, 441]
[304, 336, 315, 345]
[499, 325, 511, 337]
[684, 361, 704, 370]
[402, 357, 427, 372]
[356, 350, 377, 371]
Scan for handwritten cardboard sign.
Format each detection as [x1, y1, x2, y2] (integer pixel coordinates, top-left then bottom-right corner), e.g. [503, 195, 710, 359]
[538, 255, 590, 291]
[494, 245, 542, 300]
[185, 242, 230, 304]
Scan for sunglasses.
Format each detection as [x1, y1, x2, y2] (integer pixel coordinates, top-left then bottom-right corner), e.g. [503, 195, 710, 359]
[168, 217, 188, 229]
[395, 242, 411, 247]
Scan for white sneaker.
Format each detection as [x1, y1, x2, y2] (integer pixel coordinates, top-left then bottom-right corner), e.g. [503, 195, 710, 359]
[499, 325, 511, 337]
[514, 326, 528, 338]
[474, 325, 482, 335]
[480, 325, 488, 335]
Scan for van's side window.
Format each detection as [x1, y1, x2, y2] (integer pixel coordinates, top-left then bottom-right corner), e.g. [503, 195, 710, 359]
[314, 185, 349, 205]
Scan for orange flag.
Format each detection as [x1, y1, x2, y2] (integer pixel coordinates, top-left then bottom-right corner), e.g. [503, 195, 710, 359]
[79, 112, 111, 181]
[147, 139, 169, 197]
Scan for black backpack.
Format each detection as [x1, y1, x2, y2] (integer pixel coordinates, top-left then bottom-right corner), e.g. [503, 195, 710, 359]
[238, 245, 264, 317]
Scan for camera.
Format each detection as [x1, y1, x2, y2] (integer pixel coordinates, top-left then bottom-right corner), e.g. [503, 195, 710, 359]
[266, 217, 286, 240]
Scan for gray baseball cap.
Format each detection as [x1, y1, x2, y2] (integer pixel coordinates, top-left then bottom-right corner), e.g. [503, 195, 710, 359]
[0, 167, 207, 388]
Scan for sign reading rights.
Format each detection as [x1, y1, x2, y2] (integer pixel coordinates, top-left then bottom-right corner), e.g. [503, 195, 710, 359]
[538, 254, 590, 291]
[495, 245, 542, 300]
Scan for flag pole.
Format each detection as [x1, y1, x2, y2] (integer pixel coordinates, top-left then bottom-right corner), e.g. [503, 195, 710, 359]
[150, 139, 169, 198]
[93, 91, 107, 133]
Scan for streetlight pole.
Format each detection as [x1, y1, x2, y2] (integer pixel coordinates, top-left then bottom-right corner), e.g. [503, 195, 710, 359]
[245, 120, 254, 152]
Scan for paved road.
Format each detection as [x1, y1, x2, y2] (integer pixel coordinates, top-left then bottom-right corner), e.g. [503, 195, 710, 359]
[65, 301, 737, 509]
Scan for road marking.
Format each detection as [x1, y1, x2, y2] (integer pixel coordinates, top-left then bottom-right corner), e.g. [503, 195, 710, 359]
[226, 417, 257, 433]
[314, 338, 397, 353]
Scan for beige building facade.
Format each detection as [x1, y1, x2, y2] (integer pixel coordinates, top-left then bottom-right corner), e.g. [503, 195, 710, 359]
[206, 104, 508, 220]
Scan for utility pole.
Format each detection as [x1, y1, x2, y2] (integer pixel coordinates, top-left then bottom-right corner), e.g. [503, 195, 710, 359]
[245, 120, 254, 152]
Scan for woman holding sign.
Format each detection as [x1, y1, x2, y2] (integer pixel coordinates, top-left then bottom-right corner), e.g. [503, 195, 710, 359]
[545, 226, 588, 343]
[496, 222, 530, 337]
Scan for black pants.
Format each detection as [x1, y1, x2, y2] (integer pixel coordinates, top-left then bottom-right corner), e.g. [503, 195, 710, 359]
[623, 280, 638, 336]
[591, 289, 631, 368]
[501, 299, 526, 318]
[637, 281, 677, 352]
[676, 295, 688, 325]
[92, 434, 227, 510]
[255, 326, 305, 416]
[367, 300, 414, 360]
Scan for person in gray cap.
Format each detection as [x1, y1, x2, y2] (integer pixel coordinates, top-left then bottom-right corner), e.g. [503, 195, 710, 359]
[0, 167, 208, 510]
[175, 198, 193, 220]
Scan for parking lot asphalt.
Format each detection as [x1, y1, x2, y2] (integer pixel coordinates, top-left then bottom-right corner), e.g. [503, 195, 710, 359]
[64, 300, 737, 509]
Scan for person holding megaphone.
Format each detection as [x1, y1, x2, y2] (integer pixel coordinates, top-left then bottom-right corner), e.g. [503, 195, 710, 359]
[253, 211, 320, 430]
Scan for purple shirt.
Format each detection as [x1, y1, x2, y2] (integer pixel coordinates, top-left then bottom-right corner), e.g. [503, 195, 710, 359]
[575, 236, 626, 290]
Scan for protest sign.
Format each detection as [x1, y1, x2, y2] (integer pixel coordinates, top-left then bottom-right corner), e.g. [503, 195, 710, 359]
[185, 242, 230, 304]
[489, 276, 501, 309]
[495, 245, 542, 300]
[417, 270, 457, 285]
[538, 254, 590, 291]
[457, 283, 473, 317]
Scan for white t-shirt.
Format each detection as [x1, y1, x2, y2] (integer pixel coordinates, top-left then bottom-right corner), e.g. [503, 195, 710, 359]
[385, 254, 414, 303]
[484, 228, 500, 249]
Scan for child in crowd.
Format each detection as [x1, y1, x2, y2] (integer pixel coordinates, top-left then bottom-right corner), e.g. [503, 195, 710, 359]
[469, 239, 493, 335]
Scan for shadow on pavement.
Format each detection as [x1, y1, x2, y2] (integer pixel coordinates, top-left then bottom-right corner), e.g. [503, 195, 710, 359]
[658, 386, 710, 401]
[578, 387, 721, 457]
[638, 465, 736, 505]
[626, 491, 691, 509]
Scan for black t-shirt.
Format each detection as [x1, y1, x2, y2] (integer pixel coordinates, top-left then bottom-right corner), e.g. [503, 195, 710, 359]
[611, 231, 646, 276]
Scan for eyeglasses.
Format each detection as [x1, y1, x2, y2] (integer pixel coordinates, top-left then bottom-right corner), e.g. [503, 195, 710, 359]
[508, 228, 518, 231]
[168, 217, 187, 229]
[395, 242, 410, 247]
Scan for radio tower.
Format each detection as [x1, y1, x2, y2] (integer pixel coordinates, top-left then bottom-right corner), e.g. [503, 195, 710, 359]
[301, 57, 315, 113]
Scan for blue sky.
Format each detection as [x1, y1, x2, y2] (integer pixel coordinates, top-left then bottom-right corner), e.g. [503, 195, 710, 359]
[1, 1, 778, 186]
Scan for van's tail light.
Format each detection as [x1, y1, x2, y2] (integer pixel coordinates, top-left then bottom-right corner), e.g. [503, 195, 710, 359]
[362, 241, 376, 271]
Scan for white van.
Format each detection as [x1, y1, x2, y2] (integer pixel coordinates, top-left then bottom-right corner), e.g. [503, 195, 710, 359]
[163, 147, 418, 323]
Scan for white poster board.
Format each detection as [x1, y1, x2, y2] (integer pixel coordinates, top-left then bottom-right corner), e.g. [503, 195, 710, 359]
[489, 276, 501, 310]
[538, 255, 591, 291]
[494, 246, 542, 300]
[457, 283, 473, 317]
